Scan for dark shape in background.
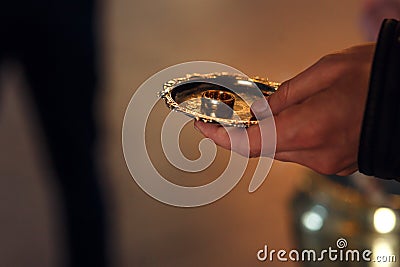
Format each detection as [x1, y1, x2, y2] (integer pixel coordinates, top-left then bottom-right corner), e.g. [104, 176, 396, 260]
[0, 1, 108, 266]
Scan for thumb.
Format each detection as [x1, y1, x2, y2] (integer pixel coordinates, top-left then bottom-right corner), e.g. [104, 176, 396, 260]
[250, 96, 270, 120]
[267, 80, 291, 115]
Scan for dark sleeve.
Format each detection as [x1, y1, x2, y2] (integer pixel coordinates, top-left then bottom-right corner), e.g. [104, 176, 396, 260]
[358, 19, 400, 180]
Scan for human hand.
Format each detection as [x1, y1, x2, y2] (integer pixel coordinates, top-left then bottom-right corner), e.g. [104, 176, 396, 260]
[194, 44, 375, 176]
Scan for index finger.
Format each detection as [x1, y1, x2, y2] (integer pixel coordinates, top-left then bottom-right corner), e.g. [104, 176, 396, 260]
[194, 117, 276, 158]
[269, 56, 339, 114]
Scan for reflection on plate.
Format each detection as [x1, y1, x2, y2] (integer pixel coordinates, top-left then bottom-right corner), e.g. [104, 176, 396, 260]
[159, 73, 279, 127]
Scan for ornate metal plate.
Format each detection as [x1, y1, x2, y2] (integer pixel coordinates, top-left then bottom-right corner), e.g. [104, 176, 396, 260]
[159, 73, 279, 127]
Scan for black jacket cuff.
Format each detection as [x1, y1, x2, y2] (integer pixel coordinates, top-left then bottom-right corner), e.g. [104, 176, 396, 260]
[358, 19, 400, 180]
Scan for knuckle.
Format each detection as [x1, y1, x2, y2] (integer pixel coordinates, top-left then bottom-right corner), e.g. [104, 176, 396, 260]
[319, 51, 343, 64]
[318, 52, 352, 75]
[276, 80, 290, 106]
[318, 54, 335, 65]
[319, 53, 340, 69]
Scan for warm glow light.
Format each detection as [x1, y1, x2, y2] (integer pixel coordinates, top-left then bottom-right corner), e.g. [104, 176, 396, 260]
[373, 207, 396, 234]
[301, 205, 327, 232]
[371, 238, 395, 267]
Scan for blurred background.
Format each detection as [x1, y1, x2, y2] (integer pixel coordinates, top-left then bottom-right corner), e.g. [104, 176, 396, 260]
[0, 0, 399, 266]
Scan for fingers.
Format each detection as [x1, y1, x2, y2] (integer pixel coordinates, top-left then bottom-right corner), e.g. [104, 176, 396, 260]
[194, 120, 267, 157]
[251, 97, 270, 120]
[268, 56, 339, 114]
[193, 120, 232, 150]
[194, 120, 252, 157]
[252, 93, 315, 153]
[195, 88, 338, 157]
[273, 102, 317, 153]
[193, 120, 256, 157]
